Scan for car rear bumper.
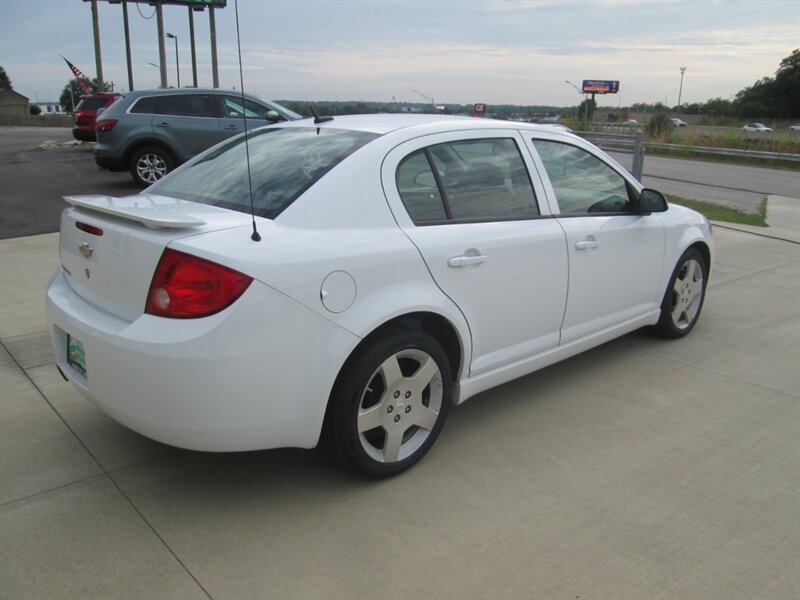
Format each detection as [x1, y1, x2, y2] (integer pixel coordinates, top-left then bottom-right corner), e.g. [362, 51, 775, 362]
[93, 152, 126, 171]
[72, 127, 96, 142]
[45, 268, 358, 452]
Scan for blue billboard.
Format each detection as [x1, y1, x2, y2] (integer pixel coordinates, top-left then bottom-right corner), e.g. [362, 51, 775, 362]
[582, 80, 620, 94]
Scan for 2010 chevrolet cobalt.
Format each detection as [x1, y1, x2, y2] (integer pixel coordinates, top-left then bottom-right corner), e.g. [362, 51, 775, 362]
[46, 114, 712, 477]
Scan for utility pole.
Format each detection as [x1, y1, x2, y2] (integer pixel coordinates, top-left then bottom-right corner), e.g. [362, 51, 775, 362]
[210, 4, 219, 88]
[678, 66, 687, 108]
[90, 0, 104, 91]
[122, 0, 133, 90]
[156, 2, 168, 88]
[188, 6, 199, 87]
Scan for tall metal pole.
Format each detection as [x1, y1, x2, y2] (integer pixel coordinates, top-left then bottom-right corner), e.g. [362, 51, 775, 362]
[122, 0, 134, 91]
[678, 66, 687, 108]
[90, 0, 104, 91]
[188, 7, 198, 87]
[156, 2, 168, 88]
[166, 33, 180, 88]
[209, 5, 219, 88]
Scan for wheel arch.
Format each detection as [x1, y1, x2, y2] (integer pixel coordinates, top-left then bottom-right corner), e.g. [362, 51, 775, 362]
[124, 139, 179, 167]
[333, 310, 466, 404]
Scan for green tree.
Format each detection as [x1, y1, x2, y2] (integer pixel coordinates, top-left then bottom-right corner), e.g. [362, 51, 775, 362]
[0, 65, 11, 89]
[59, 78, 112, 113]
[733, 49, 799, 119]
[29, 104, 41, 115]
[577, 96, 597, 119]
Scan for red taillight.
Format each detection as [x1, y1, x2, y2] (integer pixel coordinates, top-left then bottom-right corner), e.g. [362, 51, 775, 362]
[76, 221, 104, 236]
[145, 249, 253, 319]
[95, 118, 118, 132]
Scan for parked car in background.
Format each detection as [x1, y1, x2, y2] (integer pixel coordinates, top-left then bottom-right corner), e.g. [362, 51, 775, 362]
[71, 92, 120, 142]
[742, 123, 772, 132]
[93, 88, 302, 186]
[670, 118, 688, 127]
[789, 124, 800, 131]
[622, 119, 639, 125]
[47, 114, 713, 477]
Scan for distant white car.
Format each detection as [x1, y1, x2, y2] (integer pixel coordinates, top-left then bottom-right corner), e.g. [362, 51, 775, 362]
[623, 119, 638, 125]
[742, 123, 772, 132]
[670, 118, 688, 127]
[789, 124, 800, 131]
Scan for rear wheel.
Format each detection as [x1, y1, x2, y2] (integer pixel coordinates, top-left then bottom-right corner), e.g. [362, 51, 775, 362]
[323, 328, 452, 478]
[130, 146, 173, 187]
[654, 248, 708, 338]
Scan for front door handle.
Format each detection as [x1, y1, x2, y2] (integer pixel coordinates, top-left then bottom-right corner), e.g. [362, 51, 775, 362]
[223, 124, 239, 130]
[448, 253, 487, 268]
[155, 122, 170, 128]
[575, 237, 599, 251]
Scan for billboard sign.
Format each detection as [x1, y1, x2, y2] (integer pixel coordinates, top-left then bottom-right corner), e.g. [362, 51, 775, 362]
[473, 103, 488, 117]
[582, 80, 619, 94]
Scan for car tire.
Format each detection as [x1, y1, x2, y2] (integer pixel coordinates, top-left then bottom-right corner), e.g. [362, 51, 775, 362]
[130, 146, 174, 187]
[653, 248, 708, 339]
[322, 327, 452, 478]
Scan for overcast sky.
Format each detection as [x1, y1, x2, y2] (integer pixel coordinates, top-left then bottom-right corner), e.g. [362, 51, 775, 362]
[1, 0, 798, 108]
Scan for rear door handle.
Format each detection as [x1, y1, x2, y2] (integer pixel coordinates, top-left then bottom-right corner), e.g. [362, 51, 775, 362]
[223, 124, 239, 130]
[155, 122, 170, 128]
[448, 254, 487, 268]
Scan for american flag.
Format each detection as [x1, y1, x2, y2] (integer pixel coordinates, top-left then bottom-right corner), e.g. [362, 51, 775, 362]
[61, 56, 94, 95]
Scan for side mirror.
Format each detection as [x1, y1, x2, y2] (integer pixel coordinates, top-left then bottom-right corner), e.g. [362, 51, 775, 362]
[266, 110, 282, 122]
[639, 188, 668, 213]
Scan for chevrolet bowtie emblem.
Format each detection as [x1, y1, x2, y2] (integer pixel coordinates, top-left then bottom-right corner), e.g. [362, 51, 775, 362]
[79, 242, 94, 258]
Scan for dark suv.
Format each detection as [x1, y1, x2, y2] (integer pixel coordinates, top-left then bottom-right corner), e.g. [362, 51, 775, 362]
[71, 92, 120, 142]
[93, 88, 302, 186]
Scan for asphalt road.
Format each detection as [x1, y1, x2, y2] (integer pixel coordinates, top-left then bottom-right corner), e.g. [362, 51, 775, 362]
[1, 126, 798, 239]
[0, 127, 139, 239]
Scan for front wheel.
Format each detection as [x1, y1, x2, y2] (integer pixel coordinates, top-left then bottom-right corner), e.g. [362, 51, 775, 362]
[653, 248, 708, 338]
[130, 146, 173, 187]
[322, 328, 452, 478]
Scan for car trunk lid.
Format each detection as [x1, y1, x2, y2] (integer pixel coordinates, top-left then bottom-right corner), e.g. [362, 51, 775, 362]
[59, 194, 254, 322]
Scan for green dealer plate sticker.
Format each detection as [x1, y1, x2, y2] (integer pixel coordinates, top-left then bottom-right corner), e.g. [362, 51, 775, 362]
[67, 335, 86, 377]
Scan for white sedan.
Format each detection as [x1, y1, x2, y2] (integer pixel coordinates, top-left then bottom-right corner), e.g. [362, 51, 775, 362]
[46, 115, 713, 478]
[742, 122, 772, 132]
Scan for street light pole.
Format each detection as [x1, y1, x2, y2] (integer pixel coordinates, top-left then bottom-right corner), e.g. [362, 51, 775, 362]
[565, 80, 588, 119]
[678, 66, 687, 108]
[166, 33, 180, 88]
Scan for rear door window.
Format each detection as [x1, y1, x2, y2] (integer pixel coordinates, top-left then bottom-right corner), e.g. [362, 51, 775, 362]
[396, 138, 539, 224]
[129, 96, 160, 114]
[157, 94, 217, 118]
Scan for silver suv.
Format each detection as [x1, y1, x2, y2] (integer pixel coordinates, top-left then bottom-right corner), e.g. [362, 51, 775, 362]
[93, 88, 302, 186]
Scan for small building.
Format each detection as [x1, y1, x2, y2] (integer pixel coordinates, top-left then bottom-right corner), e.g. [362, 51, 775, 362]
[34, 101, 65, 114]
[0, 89, 30, 118]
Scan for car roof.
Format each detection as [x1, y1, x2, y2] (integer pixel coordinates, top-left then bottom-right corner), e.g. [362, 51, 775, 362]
[276, 113, 576, 136]
[119, 87, 263, 99]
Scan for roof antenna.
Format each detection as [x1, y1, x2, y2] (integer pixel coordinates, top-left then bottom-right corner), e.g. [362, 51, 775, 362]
[309, 106, 334, 125]
[234, 0, 260, 242]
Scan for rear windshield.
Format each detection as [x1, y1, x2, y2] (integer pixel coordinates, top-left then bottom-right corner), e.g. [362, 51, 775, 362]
[75, 96, 112, 111]
[149, 127, 379, 219]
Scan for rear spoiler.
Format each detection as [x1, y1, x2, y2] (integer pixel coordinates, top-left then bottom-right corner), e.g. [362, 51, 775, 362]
[64, 195, 207, 229]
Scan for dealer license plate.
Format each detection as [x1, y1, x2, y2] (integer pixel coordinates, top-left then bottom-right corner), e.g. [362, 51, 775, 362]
[67, 335, 86, 377]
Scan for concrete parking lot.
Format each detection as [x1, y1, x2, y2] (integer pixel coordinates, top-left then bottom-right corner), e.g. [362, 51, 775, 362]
[1, 127, 798, 598]
[1, 225, 798, 599]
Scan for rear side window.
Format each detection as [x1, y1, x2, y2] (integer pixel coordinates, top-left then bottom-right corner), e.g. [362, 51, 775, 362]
[130, 96, 160, 114]
[157, 94, 216, 118]
[396, 138, 539, 224]
[149, 127, 380, 220]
